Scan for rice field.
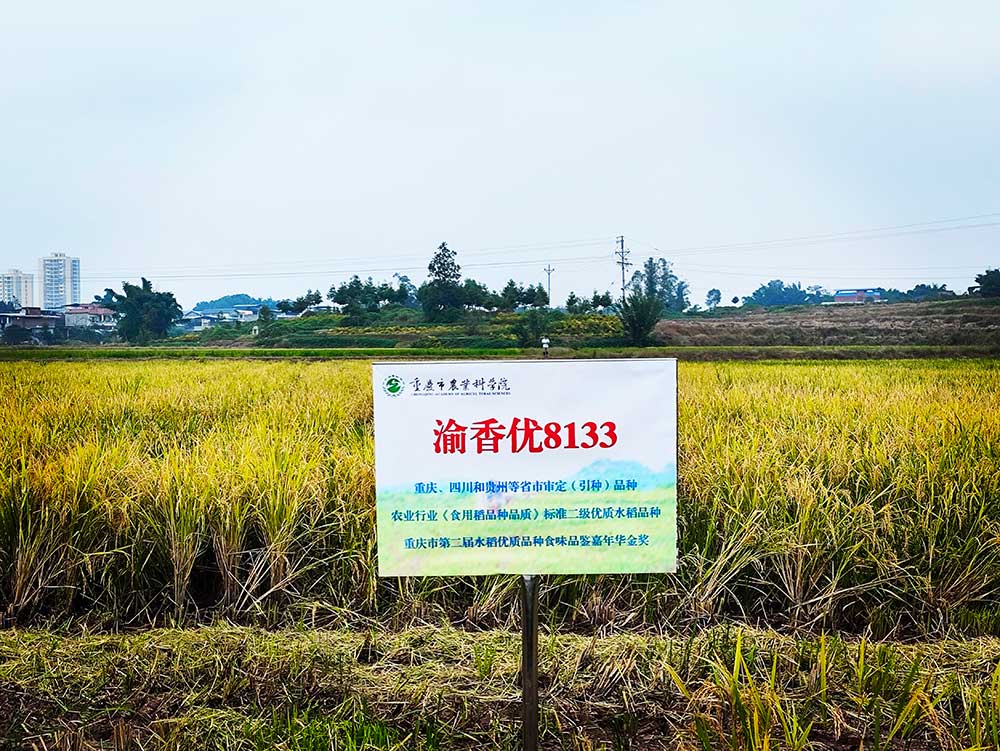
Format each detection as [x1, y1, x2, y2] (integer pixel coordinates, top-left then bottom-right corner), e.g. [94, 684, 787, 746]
[1, 358, 999, 748]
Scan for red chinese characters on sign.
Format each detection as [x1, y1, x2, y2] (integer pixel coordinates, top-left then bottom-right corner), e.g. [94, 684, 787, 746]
[433, 419, 467, 454]
[433, 418, 618, 455]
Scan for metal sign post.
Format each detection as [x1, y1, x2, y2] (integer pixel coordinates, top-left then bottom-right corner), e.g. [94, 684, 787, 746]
[521, 574, 540, 751]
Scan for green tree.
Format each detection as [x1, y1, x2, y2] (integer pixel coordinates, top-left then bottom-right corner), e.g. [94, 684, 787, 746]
[99, 278, 182, 343]
[257, 305, 274, 323]
[512, 308, 551, 347]
[427, 241, 460, 284]
[564, 289, 611, 314]
[329, 276, 376, 313]
[617, 289, 663, 346]
[276, 290, 323, 315]
[461, 278, 492, 309]
[743, 280, 810, 307]
[418, 242, 464, 322]
[705, 288, 722, 310]
[628, 258, 689, 311]
[906, 283, 956, 301]
[805, 285, 829, 303]
[392, 274, 419, 307]
[193, 293, 278, 312]
[500, 279, 521, 311]
[565, 291, 582, 313]
[591, 290, 613, 310]
[531, 284, 549, 308]
[975, 269, 1000, 297]
[93, 289, 117, 307]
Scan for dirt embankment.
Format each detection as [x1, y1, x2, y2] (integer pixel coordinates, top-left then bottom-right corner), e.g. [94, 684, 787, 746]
[655, 299, 1000, 346]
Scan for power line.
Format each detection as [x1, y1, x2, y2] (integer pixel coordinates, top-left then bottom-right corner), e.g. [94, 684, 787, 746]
[70, 211, 998, 287]
[79, 254, 610, 283]
[631, 214, 1000, 258]
[679, 265, 982, 282]
[82, 237, 616, 276]
[76, 211, 998, 277]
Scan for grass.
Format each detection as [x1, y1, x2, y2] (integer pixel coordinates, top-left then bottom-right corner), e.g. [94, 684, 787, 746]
[4, 625, 1000, 749]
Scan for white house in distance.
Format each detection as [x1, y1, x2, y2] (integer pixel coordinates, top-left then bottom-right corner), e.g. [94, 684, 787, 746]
[233, 303, 262, 322]
[181, 311, 223, 331]
[63, 303, 116, 330]
[39, 253, 81, 309]
[1, 269, 34, 307]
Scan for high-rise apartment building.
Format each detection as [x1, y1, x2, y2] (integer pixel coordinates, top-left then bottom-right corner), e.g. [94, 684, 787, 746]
[0, 269, 34, 307]
[39, 253, 81, 309]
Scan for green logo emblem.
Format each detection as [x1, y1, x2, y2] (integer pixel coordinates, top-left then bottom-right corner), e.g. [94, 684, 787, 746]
[382, 375, 404, 397]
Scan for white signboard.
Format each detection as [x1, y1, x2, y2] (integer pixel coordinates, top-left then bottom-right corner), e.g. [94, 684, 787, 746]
[373, 359, 677, 576]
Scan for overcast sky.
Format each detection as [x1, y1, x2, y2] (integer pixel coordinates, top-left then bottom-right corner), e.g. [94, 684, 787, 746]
[2, 2, 998, 310]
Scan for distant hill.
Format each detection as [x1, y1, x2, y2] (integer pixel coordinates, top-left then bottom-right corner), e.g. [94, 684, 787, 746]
[193, 294, 279, 313]
[655, 298, 1000, 346]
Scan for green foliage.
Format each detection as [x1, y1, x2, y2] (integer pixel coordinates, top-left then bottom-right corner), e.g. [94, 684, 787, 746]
[418, 243, 464, 321]
[63, 327, 107, 345]
[417, 282, 464, 322]
[1, 327, 32, 345]
[873, 284, 960, 303]
[276, 290, 323, 315]
[511, 308, 551, 347]
[630, 257, 690, 311]
[258, 305, 275, 323]
[706, 288, 722, 309]
[498, 279, 548, 311]
[617, 289, 663, 345]
[460, 278, 492, 310]
[193, 293, 278, 312]
[327, 275, 410, 317]
[976, 268, 1000, 297]
[903, 283, 957, 301]
[742, 280, 824, 307]
[426, 241, 461, 285]
[99, 278, 182, 343]
[565, 290, 613, 314]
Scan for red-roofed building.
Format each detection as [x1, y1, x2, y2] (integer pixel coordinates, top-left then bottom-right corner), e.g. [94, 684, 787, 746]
[63, 304, 116, 329]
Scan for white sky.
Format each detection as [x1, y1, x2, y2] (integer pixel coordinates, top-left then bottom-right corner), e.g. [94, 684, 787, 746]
[2, 2, 998, 310]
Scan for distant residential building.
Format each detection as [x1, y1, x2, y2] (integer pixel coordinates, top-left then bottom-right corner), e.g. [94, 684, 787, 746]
[298, 304, 339, 317]
[833, 288, 882, 304]
[0, 306, 63, 335]
[0, 269, 34, 306]
[233, 303, 262, 322]
[181, 311, 222, 331]
[63, 303, 116, 329]
[39, 253, 81, 309]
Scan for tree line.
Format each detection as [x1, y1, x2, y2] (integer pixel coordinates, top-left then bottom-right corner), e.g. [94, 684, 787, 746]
[74, 244, 1000, 344]
[274, 243, 551, 322]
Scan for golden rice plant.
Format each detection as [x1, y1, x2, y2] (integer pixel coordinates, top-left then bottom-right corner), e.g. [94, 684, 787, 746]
[0, 358, 997, 634]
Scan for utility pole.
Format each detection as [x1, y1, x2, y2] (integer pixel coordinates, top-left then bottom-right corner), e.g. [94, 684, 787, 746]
[615, 235, 631, 301]
[543, 264, 554, 306]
